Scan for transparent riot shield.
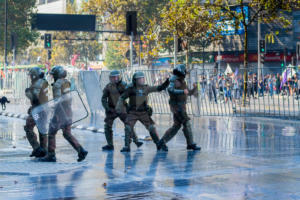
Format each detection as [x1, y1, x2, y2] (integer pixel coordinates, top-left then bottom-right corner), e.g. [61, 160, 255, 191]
[31, 90, 89, 134]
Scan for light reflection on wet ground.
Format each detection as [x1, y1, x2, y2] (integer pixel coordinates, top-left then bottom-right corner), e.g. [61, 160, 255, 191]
[1, 115, 300, 200]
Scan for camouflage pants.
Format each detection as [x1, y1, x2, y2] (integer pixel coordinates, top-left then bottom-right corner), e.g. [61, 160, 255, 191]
[124, 111, 160, 147]
[161, 104, 194, 146]
[104, 111, 139, 146]
[48, 113, 81, 154]
[24, 107, 47, 150]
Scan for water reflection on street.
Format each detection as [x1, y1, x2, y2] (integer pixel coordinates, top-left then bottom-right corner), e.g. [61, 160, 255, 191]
[1, 115, 300, 199]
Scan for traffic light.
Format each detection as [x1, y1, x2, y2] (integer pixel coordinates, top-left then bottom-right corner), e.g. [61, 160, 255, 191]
[44, 33, 52, 49]
[281, 62, 284, 67]
[47, 50, 52, 60]
[178, 37, 183, 52]
[126, 11, 137, 35]
[260, 53, 265, 65]
[259, 39, 266, 54]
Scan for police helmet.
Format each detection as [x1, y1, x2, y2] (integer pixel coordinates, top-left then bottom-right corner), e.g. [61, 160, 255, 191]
[109, 70, 122, 83]
[132, 71, 145, 85]
[28, 67, 42, 81]
[173, 64, 186, 77]
[50, 66, 67, 80]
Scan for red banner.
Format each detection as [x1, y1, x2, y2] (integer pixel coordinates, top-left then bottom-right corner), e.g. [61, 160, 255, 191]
[215, 53, 295, 63]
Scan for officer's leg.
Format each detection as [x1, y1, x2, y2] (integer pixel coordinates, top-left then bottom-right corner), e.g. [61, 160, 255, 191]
[24, 113, 43, 157]
[131, 128, 143, 147]
[119, 113, 143, 148]
[62, 125, 88, 162]
[182, 120, 201, 151]
[158, 111, 182, 151]
[139, 113, 160, 148]
[38, 132, 48, 151]
[103, 114, 116, 150]
[121, 113, 138, 152]
[40, 125, 57, 162]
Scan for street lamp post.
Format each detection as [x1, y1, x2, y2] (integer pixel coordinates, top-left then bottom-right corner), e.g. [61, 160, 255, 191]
[4, 0, 8, 71]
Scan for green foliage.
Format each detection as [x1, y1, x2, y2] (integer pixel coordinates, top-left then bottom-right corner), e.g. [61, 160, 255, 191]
[82, 0, 169, 66]
[105, 41, 127, 70]
[0, 0, 38, 56]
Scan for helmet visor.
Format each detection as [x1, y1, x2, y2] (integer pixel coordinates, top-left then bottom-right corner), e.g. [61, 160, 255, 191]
[136, 77, 145, 85]
[109, 75, 120, 84]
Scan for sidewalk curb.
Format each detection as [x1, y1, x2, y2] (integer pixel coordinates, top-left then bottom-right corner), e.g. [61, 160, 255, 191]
[0, 111, 104, 134]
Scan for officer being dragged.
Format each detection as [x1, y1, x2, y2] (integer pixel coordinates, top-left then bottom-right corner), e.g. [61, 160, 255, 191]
[24, 67, 49, 158]
[41, 66, 88, 162]
[158, 64, 201, 151]
[116, 71, 169, 152]
[101, 70, 143, 151]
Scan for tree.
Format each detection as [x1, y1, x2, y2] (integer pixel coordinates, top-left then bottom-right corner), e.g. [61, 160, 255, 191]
[27, 0, 102, 67]
[208, 0, 300, 105]
[82, 0, 169, 67]
[157, 0, 223, 69]
[105, 41, 127, 69]
[0, 0, 38, 64]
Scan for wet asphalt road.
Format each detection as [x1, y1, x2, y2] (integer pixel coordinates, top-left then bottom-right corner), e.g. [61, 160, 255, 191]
[1, 114, 300, 200]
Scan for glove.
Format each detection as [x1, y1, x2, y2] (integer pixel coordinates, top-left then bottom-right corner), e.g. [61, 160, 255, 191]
[157, 78, 170, 91]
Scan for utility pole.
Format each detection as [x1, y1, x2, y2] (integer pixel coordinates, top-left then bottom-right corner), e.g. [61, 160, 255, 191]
[130, 31, 133, 69]
[257, 17, 261, 79]
[4, 0, 8, 71]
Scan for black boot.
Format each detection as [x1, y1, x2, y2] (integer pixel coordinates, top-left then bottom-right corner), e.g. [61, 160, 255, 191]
[157, 140, 168, 151]
[120, 146, 130, 152]
[30, 147, 47, 158]
[78, 147, 88, 162]
[102, 144, 114, 151]
[134, 141, 143, 148]
[40, 152, 56, 162]
[187, 144, 201, 151]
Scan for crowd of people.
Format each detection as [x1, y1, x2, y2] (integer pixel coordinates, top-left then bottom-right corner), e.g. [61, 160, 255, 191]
[199, 71, 300, 104]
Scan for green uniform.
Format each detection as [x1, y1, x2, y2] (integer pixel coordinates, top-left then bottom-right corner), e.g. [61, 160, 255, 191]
[42, 66, 87, 162]
[101, 81, 141, 148]
[116, 77, 169, 152]
[158, 65, 201, 151]
[48, 78, 81, 154]
[24, 75, 48, 157]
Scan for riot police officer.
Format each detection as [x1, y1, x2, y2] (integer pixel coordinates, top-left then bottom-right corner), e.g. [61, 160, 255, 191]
[24, 67, 48, 157]
[116, 71, 169, 152]
[101, 70, 143, 151]
[41, 66, 88, 162]
[158, 64, 201, 151]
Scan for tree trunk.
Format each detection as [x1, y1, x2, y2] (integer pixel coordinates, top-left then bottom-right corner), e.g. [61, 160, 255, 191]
[242, 25, 248, 106]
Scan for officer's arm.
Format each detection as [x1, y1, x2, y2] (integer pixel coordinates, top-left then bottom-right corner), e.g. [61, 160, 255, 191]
[146, 78, 170, 93]
[41, 81, 49, 101]
[53, 82, 62, 99]
[168, 79, 184, 95]
[101, 86, 109, 111]
[116, 88, 129, 113]
[32, 82, 42, 104]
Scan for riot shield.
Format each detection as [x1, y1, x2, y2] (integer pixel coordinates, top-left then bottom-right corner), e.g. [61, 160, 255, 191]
[31, 90, 89, 134]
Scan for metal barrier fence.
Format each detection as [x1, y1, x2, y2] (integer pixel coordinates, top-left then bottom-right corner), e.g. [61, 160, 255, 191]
[1, 67, 300, 120]
[192, 67, 300, 119]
